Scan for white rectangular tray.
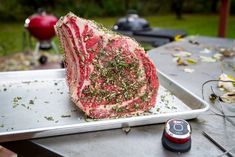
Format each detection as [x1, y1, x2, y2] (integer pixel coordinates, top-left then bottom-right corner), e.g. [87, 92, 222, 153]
[0, 69, 209, 142]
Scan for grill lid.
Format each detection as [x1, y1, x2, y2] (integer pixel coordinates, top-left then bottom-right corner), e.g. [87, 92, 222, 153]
[113, 10, 150, 31]
[25, 9, 58, 41]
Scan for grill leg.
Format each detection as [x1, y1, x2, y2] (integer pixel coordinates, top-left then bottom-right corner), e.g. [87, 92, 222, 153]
[52, 41, 59, 54]
[33, 42, 40, 63]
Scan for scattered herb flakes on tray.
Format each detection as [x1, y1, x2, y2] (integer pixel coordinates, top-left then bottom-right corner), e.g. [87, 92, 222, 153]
[44, 116, 54, 121]
[29, 100, 34, 105]
[61, 115, 71, 118]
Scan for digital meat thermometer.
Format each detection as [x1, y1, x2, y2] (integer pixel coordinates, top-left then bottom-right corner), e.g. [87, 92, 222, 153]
[162, 119, 192, 152]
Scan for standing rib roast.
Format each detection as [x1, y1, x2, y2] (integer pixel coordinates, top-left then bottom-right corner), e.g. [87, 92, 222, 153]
[55, 13, 159, 119]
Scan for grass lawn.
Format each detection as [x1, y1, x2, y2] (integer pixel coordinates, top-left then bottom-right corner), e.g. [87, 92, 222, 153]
[0, 14, 234, 56]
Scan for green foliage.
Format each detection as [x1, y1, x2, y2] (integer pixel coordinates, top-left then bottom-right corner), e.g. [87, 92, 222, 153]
[101, 0, 125, 16]
[231, 0, 235, 14]
[0, 22, 25, 56]
[0, 14, 235, 56]
[1, 0, 235, 21]
[0, 0, 25, 21]
[77, 0, 103, 17]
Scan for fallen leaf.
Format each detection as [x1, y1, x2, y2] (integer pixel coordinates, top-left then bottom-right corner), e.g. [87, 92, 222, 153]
[218, 73, 235, 92]
[220, 91, 235, 103]
[219, 48, 235, 57]
[183, 68, 195, 73]
[174, 35, 183, 41]
[176, 57, 188, 66]
[199, 48, 212, 54]
[200, 56, 216, 62]
[186, 58, 197, 64]
[172, 51, 191, 57]
[213, 53, 223, 61]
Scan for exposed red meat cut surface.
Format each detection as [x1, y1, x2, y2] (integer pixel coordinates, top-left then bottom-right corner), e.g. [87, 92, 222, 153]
[55, 13, 159, 119]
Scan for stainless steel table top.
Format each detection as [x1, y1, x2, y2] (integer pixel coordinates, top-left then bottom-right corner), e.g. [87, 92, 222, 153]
[32, 36, 235, 157]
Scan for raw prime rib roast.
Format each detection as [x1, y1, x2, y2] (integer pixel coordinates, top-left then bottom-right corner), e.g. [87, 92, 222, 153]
[55, 13, 159, 119]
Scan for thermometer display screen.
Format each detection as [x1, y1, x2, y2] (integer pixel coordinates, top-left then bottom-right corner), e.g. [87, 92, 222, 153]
[168, 120, 189, 135]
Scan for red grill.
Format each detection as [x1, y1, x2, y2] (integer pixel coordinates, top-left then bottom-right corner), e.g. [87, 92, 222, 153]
[25, 11, 58, 41]
[23, 10, 60, 65]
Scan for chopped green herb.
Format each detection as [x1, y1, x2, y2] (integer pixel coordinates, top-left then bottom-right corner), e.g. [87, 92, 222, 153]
[118, 61, 128, 68]
[13, 104, 19, 108]
[137, 69, 143, 78]
[86, 53, 142, 104]
[122, 81, 128, 89]
[133, 104, 139, 109]
[29, 100, 34, 105]
[88, 48, 94, 52]
[165, 105, 171, 109]
[160, 95, 166, 102]
[108, 93, 116, 100]
[71, 109, 77, 112]
[22, 81, 31, 84]
[124, 92, 129, 99]
[0, 124, 4, 128]
[81, 56, 85, 62]
[61, 115, 71, 118]
[13, 97, 22, 103]
[3, 88, 7, 91]
[44, 101, 49, 104]
[112, 105, 118, 111]
[141, 93, 148, 102]
[117, 107, 125, 112]
[44, 116, 54, 121]
[99, 50, 106, 56]
[54, 82, 58, 86]
[21, 104, 26, 108]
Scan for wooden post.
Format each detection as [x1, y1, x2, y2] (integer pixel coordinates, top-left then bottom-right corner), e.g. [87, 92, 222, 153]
[218, 0, 230, 37]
